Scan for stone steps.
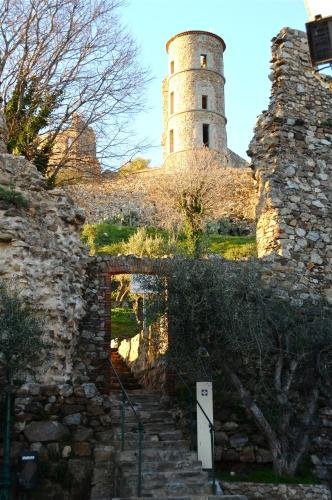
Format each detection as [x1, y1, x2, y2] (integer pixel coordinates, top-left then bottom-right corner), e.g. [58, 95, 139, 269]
[112, 421, 177, 433]
[119, 459, 204, 473]
[110, 350, 247, 499]
[111, 408, 174, 421]
[118, 448, 197, 462]
[112, 497, 247, 500]
[112, 429, 183, 441]
[113, 438, 189, 450]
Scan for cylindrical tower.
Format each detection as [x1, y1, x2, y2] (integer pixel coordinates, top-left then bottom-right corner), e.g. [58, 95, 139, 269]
[162, 30, 227, 167]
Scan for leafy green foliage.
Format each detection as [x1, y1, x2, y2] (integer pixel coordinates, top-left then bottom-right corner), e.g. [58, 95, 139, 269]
[119, 157, 151, 176]
[4, 78, 61, 174]
[178, 190, 205, 257]
[121, 227, 176, 257]
[81, 222, 256, 260]
[218, 463, 319, 485]
[0, 282, 48, 371]
[0, 185, 29, 208]
[111, 307, 140, 340]
[147, 260, 332, 476]
[319, 119, 332, 128]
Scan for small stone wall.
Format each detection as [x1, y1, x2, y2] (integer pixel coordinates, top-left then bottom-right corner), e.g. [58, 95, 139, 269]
[7, 381, 113, 500]
[222, 481, 331, 500]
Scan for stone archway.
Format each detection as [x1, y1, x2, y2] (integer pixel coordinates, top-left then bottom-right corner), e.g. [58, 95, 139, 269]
[77, 256, 171, 393]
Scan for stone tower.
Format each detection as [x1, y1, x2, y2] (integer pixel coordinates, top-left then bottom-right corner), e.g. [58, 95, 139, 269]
[162, 30, 228, 168]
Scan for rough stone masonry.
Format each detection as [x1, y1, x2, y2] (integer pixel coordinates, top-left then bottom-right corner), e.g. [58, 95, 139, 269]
[248, 27, 332, 301]
[0, 112, 87, 383]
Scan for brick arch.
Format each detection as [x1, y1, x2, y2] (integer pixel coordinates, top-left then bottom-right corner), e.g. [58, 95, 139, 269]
[79, 256, 171, 393]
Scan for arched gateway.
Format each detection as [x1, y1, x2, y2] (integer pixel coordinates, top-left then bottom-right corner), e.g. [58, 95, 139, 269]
[79, 256, 171, 393]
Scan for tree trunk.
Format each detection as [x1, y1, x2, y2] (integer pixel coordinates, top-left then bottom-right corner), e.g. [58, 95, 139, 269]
[226, 366, 316, 477]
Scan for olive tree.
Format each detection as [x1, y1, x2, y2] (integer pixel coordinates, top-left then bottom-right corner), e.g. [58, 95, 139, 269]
[0, 281, 47, 374]
[0, 282, 47, 497]
[149, 259, 332, 476]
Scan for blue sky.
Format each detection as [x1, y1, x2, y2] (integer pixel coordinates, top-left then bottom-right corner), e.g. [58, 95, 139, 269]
[123, 0, 308, 166]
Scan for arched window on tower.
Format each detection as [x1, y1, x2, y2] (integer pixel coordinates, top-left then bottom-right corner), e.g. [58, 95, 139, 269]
[203, 124, 209, 147]
[170, 92, 174, 114]
[202, 95, 208, 109]
[200, 54, 207, 68]
[169, 129, 174, 153]
[170, 60, 174, 74]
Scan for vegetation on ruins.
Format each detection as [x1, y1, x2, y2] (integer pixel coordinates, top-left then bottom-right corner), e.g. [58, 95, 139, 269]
[155, 148, 225, 257]
[0, 282, 47, 499]
[119, 157, 151, 176]
[0, 0, 148, 185]
[81, 222, 256, 259]
[0, 185, 29, 208]
[0, 281, 47, 372]
[146, 260, 332, 477]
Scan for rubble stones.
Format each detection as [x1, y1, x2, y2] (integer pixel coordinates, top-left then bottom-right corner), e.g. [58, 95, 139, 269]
[248, 28, 332, 300]
[223, 482, 331, 500]
[24, 421, 70, 442]
[0, 133, 88, 382]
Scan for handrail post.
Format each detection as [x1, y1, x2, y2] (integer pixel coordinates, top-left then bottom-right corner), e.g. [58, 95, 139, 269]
[209, 423, 216, 494]
[0, 369, 12, 500]
[109, 356, 144, 498]
[189, 399, 195, 450]
[121, 389, 125, 451]
[137, 422, 143, 497]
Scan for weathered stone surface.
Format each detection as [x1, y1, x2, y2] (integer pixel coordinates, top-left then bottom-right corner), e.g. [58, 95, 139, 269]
[73, 426, 94, 442]
[229, 433, 249, 448]
[81, 383, 97, 399]
[248, 28, 332, 300]
[0, 126, 87, 382]
[63, 413, 82, 426]
[223, 481, 331, 500]
[24, 421, 69, 442]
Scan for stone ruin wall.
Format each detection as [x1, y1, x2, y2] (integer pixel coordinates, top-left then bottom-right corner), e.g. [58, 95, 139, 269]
[66, 165, 257, 232]
[1, 25, 332, 496]
[0, 115, 116, 499]
[245, 27, 332, 481]
[248, 27, 332, 301]
[0, 114, 87, 384]
[46, 114, 101, 184]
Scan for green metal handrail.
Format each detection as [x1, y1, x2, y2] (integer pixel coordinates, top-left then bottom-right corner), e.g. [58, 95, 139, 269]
[109, 357, 144, 497]
[0, 369, 12, 500]
[172, 367, 216, 495]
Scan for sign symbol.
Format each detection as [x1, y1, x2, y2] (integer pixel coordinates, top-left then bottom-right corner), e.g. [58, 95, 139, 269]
[201, 389, 208, 396]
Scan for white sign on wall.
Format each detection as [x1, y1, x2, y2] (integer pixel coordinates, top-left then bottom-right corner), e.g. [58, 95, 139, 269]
[196, 381, 214, 469]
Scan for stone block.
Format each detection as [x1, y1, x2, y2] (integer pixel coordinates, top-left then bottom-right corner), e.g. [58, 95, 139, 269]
[24, 420, 70, 442]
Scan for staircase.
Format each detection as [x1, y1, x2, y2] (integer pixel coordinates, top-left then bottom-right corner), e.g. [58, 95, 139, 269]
[110, 350, 247, 500]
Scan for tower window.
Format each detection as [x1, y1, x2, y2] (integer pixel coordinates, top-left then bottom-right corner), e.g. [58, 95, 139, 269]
[203, 124, 209, 147]
[202, 95, 208, 109]
[200, 54, 207, 68]
[170, 60, 174, 74]
[170, 92, 174, 114]
[169, 129, 174, 153]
